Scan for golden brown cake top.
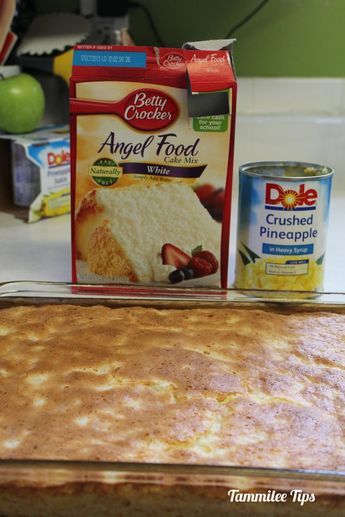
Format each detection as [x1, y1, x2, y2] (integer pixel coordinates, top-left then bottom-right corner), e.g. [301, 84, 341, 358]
[0, 304, 344, 471]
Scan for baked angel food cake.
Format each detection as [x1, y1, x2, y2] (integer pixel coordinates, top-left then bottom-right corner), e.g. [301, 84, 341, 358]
[0, 303, 344, 516]
[75, 183, 220, 283]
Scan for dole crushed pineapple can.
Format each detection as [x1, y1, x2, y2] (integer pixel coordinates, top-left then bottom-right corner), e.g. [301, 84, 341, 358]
[235, 161, 333, 291]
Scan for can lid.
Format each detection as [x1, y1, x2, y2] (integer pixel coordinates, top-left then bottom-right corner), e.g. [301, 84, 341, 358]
[239, 161, 334, 180]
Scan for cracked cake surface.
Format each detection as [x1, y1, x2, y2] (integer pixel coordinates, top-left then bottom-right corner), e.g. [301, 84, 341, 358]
[0, 304, 344, 471]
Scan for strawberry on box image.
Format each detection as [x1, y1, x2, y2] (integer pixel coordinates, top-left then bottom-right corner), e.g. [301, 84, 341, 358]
[70, 41, 237, 288]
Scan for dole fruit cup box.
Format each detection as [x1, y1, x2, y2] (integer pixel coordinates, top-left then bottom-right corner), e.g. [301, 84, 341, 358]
[4, 126, 70, 223]
[70, 43, 237, 288]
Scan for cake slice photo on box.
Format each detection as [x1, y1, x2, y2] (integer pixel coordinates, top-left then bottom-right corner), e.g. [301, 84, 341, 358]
[76, 183, 220, 285]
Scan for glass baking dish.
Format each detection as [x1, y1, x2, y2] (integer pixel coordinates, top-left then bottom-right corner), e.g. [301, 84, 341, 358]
[0, 280, 344, 517]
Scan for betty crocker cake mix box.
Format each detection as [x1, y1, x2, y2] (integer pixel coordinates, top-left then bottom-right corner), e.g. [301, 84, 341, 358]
[70, 42, 236, 288]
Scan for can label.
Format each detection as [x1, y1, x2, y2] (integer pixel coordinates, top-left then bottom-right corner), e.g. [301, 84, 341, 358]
[235, 174, 332, 290]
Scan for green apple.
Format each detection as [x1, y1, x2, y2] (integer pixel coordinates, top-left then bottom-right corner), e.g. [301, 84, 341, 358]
[0, 73, 45, 134]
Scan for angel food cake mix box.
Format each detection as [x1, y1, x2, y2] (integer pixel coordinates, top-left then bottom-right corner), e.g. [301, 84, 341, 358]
[70, 43, 237, 287]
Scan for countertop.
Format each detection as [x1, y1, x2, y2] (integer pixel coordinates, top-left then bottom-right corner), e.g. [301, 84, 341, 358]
[1, 113, 344, 292]
[0, 190, 344, 292]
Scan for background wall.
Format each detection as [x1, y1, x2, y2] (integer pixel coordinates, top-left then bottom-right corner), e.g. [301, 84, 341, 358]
[38, 0, 345, 77]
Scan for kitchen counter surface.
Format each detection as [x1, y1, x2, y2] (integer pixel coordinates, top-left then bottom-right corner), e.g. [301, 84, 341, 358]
[0, 190, 344, 292]
[1, 113, 345, 292]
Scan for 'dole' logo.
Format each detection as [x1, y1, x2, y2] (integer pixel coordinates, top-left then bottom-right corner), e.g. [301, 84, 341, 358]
[265, 183, 317, 210]
[47, 149, 70, 168]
